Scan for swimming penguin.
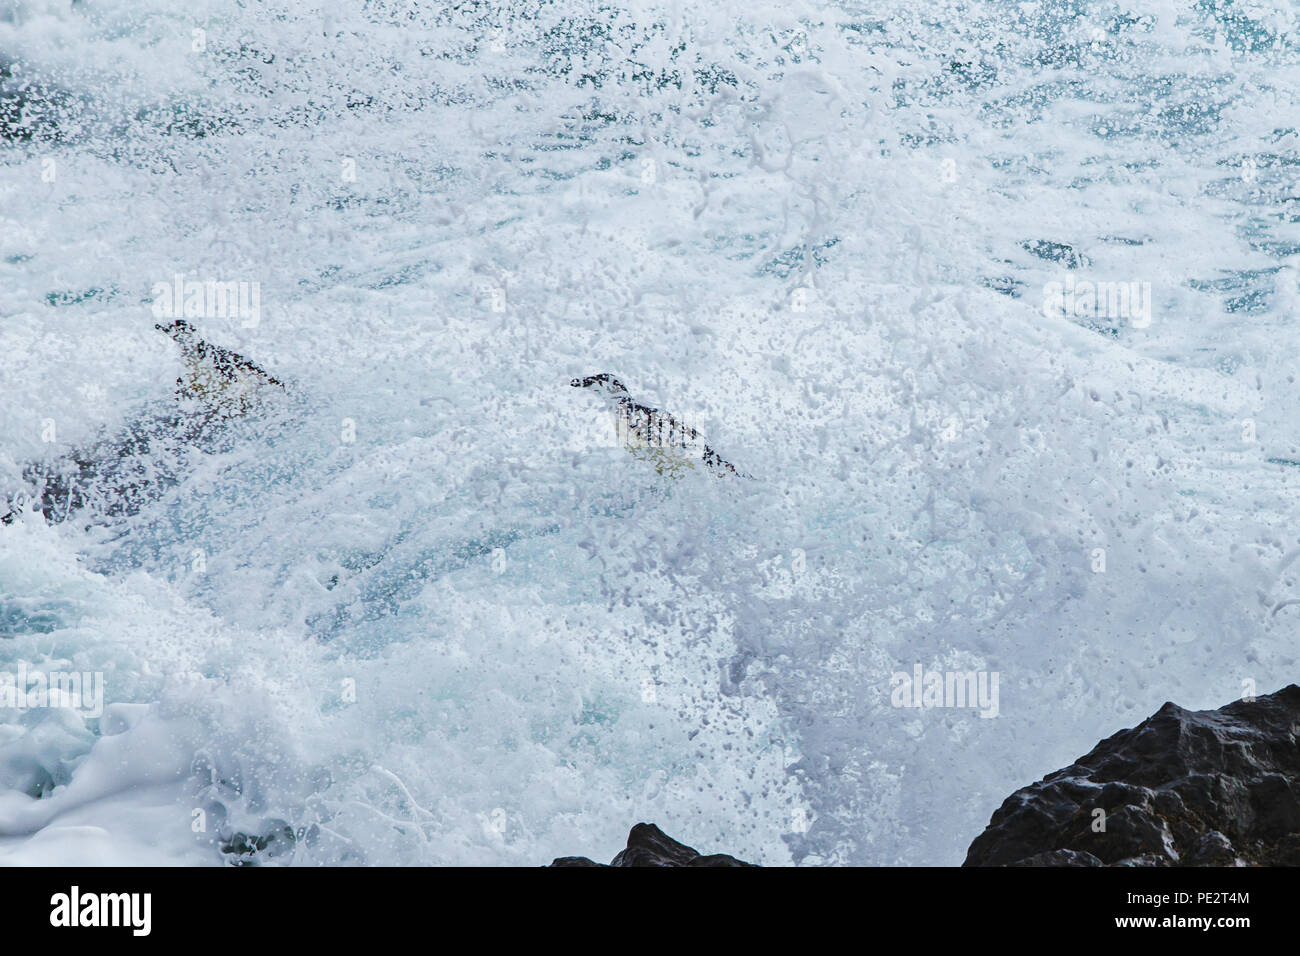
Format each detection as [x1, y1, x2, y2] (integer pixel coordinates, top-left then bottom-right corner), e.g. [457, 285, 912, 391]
[0, 323, 286, 526]
[1, 420, 189, 525]
[155, 319, 284, 418]
[570, 373, 744, 477]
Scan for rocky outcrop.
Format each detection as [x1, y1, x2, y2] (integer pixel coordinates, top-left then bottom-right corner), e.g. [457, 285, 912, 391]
[551, 823, 756, 867]
[965, 684, 1300, 866]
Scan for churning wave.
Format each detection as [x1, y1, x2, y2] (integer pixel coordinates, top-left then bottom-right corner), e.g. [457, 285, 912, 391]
[1, 0, 1298, 865]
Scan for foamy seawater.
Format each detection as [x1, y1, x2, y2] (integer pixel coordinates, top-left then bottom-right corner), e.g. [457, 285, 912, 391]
[1, 0, 1298, 865]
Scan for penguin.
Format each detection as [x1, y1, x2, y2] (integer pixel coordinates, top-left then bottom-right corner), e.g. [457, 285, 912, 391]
[155, 319, 284, 418]
[0, 323, 286, 526]
[1, 417, 191, 526]
[570, 373, 744, 478]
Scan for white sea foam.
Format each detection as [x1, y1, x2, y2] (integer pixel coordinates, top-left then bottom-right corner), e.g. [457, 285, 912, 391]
[1, 0, 1298, 865]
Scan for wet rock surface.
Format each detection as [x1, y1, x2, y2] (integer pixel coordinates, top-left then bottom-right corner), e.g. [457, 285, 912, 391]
[551, 823, 757, 867]
[965, 684, 1300, 866]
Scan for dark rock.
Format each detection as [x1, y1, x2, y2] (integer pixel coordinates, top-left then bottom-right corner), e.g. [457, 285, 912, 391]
[965, 684, 1300, 866]
[1274, 833, 1300, 865]
[549, 823, 757, 867]
[1183, 831, 1238, 867]
[1009, 849, 1103, 866]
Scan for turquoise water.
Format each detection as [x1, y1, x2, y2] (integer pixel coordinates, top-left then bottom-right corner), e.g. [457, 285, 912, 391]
[0, 0, 1298, 865]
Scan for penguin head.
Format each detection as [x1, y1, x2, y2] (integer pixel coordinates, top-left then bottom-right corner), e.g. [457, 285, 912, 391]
[570, 373, 629, 397]
[155, 319, 198, 346]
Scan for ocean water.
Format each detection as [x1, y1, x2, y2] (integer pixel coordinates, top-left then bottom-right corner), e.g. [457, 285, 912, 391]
[0, 0, 1298, 865]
